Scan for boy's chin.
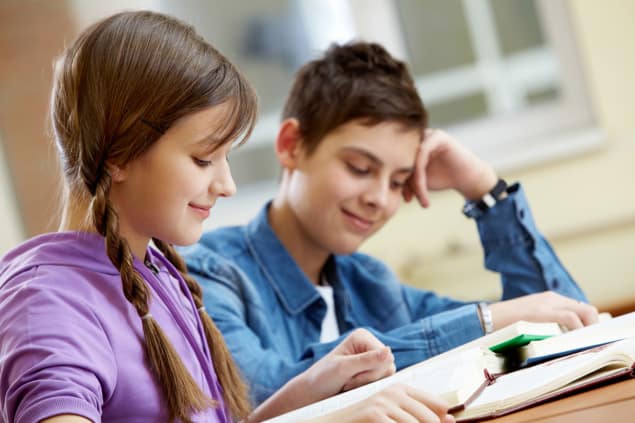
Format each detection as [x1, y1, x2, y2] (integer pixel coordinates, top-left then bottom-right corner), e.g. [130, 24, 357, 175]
[331, 239, 365, 256]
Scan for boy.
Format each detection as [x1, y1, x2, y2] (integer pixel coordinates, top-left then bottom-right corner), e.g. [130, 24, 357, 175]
[182, 42, 597, 405]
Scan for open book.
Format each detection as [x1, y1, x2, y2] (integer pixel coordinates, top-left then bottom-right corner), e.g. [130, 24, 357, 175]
[517, 311, 635, 367]
[263, 319, 572, 423]
[264, 346, 504, 423]
[454, 336, 635, 421]
[264, 312, 635, 422]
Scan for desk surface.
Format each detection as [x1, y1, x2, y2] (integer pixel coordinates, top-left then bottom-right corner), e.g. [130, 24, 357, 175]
[488, 377, 635, 422]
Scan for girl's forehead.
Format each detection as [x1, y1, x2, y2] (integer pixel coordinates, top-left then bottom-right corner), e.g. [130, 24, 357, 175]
[163, 104, 238, 151]
[172, 104, 233, 137]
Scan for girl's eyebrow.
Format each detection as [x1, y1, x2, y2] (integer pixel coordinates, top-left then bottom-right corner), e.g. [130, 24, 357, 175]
[341, 146, 414, 174]
[193, 133, 222, 146]
[190, 133, 229, 155]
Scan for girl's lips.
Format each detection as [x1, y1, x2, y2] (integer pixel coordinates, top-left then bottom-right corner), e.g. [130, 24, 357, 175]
[188, 203, 211, 219]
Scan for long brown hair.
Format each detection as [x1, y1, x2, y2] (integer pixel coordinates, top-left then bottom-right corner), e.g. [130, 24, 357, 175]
[51, 11, 257, 422]
[282, 41, 427, 155]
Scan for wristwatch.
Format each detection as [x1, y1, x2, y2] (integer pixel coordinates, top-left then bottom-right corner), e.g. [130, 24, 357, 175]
[477, 302, 494, 334]
[462, 178, 508, 219]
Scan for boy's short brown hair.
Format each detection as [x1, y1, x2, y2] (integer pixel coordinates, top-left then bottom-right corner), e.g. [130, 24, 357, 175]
[282, 41, 427, 154]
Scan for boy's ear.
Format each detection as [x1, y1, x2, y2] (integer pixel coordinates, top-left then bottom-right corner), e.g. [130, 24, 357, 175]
[275, 118, 304, 169]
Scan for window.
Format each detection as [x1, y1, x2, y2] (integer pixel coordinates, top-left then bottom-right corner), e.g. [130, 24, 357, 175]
[391, 0, 601, 171]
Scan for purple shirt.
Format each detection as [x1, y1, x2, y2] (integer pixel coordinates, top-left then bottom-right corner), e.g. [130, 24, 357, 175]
[0, 232, 231, 423]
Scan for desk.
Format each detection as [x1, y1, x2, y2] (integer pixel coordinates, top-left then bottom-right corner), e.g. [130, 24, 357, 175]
[488, 378, 635, 422]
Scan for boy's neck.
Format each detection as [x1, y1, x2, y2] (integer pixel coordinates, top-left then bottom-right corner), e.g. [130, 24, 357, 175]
[268, 197, 329, 286]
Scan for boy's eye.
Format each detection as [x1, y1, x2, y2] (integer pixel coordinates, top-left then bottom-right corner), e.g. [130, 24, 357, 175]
[347, 163, 370, 175]
[390, 179, 407, 189]
[192, 157, 212, 167]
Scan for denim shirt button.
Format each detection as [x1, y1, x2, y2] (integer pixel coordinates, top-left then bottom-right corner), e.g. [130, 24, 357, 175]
[518, 209, 525, 220]
[551, 278, 559, 289]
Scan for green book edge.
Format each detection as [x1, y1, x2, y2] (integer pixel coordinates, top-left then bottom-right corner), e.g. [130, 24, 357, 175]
[489, 334, 554, 353]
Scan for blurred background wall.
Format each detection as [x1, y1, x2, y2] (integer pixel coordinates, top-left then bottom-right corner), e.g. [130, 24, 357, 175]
[1, 0, 633, 314]
[363, 0, 635, 315]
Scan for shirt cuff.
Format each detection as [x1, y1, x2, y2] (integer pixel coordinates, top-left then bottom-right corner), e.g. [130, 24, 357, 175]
[422, 304, 484, 356]
[475, 183, 537, 248]
[16, 396, 100, 423]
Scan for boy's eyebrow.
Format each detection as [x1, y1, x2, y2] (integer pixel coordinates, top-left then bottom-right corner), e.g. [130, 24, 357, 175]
[341, 146, 414, 174]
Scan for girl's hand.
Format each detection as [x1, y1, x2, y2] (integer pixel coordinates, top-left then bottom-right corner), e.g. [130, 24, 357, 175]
[309, 384, 455, 423]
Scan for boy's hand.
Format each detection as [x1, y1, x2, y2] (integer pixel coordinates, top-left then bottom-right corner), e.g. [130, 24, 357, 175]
[248, 329, 396, 421]
[301, 328, 396, 399]
[404, 129, 498, 208]
[489, 292, 600, 331]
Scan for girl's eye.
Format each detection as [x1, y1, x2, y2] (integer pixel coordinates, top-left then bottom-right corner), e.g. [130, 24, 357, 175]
[347, 163, 370, 175]
[192, 157, 212, 167]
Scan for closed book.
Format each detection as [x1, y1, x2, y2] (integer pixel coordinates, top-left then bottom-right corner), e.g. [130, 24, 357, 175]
[518, 311, 635, 367]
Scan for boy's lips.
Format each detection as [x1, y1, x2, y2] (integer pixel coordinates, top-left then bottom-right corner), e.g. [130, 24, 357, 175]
[341, 209, 375, 232]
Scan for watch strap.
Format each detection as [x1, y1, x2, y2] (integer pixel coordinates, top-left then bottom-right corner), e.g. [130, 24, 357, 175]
[463, 178, 508, 218]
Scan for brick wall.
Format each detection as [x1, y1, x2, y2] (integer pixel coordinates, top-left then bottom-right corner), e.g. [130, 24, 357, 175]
[0, 0, 76, 235]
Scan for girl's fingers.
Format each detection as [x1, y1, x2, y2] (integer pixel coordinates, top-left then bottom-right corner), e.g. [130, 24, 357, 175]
[402, 384, 449, 418]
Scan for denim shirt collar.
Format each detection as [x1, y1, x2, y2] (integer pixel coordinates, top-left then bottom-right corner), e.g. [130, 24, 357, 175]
[244, 203, 324, 315]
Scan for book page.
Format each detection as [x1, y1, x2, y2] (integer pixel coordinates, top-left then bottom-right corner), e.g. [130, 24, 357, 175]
[455, 337, 635, 420]
[265, 347, 497, 423]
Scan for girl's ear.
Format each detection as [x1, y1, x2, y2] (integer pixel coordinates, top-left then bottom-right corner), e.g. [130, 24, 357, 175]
[275, 118, 304, 169]
[107, 162, 127, 183]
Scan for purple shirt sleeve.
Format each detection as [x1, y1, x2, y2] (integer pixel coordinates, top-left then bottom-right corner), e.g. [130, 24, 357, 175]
[1, 267, 117, 423]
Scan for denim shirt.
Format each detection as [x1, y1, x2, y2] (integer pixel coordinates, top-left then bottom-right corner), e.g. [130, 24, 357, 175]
[182, 184, 587, 405]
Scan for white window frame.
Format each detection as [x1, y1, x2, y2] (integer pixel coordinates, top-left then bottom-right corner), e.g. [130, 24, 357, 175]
[351, 0, 603, 173]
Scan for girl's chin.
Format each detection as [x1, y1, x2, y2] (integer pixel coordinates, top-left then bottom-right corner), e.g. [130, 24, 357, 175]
[164, 230, 203, 248]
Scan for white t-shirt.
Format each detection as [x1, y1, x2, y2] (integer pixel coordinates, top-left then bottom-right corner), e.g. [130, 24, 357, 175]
[315, 282, 340, 343]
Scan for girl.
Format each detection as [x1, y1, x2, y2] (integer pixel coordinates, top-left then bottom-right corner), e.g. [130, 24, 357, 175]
[0, 10, 452, 423]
